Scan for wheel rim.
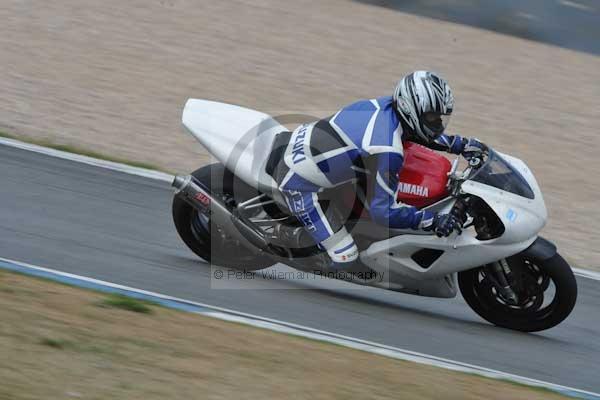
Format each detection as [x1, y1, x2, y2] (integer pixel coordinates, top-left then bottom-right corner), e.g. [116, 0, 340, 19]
[191, 210, 211, 243]
[473, 256, 559, 320]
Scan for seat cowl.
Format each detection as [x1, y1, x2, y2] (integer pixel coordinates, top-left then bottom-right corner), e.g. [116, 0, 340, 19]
[182, 99, 286, 193]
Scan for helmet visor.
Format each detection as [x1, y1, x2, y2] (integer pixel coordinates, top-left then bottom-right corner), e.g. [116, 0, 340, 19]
[423, 112, 451, 136]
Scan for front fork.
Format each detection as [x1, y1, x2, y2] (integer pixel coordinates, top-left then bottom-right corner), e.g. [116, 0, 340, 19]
[451, 196, 520, 305]
[484, 259, 519, 305]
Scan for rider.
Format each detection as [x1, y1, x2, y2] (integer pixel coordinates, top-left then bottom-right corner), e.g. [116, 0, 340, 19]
[271, 71, 486, 270]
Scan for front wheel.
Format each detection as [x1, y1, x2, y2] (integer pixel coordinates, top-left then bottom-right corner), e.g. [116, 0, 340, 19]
[458, 253, 577, 332]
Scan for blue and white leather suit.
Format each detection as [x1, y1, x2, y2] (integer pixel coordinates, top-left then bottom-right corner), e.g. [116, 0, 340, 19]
[276, 96, 466, 263]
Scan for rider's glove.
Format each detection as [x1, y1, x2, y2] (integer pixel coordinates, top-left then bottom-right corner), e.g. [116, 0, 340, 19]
[431, 213, 463, 238]
[461, 138, 487, 160]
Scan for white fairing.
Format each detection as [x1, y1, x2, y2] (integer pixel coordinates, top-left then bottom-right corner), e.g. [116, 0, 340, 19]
[361, 152, 547, 296]
[182, 99, 285, 193]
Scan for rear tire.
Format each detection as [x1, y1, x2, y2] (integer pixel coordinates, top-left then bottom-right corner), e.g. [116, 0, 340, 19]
[458, 253, 577, 332]
[172, 163, 272, 271]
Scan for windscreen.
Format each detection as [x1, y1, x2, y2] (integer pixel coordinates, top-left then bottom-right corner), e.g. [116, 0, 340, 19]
[470, 151, 535, 199]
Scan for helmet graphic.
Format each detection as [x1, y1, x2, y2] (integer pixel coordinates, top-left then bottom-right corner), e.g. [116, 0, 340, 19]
[393, 71, 454, 142]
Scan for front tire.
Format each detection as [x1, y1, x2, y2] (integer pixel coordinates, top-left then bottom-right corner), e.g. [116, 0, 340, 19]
[172, 163, 272, 271]
[458, 253, 577, 332]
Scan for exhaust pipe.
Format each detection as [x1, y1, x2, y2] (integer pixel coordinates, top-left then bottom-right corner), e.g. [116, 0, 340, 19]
[172, 175, 272, 253]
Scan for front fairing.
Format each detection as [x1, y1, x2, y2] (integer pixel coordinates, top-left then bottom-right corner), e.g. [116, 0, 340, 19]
[461, 151, 547, 244]
[360, 151, 548, 281]
[470, 151, 535, 199]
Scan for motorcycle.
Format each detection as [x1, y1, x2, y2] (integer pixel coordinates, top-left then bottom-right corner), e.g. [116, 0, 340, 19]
[171, 99, 577, 332]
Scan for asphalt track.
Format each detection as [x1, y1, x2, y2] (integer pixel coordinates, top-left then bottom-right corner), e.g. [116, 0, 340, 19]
[357, 0, 600, 55]
[1, 143, 599, 393]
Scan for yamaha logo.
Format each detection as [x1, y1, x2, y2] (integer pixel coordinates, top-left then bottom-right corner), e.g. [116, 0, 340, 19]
[398, 182, 429, 197]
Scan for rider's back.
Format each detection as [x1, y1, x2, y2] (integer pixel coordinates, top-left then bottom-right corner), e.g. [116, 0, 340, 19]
[283, 96, 403, 188]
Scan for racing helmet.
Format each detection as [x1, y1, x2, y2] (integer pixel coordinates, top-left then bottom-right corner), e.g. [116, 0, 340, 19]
[393, 71, 454, 143]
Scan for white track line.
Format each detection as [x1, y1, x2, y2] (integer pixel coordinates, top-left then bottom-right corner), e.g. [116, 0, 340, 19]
[559, 0, 594, 12]
[0, 256, 598, 400]
[572, 268, 600, 281]
[1, 136, 599, 281]
[0, 137, 173, 182]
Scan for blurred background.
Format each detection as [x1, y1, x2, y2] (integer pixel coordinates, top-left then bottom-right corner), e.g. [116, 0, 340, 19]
[0, 0, 598, 267]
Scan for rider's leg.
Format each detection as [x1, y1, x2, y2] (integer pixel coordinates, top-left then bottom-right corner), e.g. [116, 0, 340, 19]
[272, 162, 378, 281]
[277, 171, 359, 266]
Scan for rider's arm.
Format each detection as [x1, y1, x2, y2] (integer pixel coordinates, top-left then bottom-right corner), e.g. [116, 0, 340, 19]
[422, 134, 487, 160]
[427, 133, 465, 154]
[369, 152, 434, 230]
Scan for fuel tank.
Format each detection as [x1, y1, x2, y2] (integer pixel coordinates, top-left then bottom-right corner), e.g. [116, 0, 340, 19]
[341, 142, 452, 218]
[396, 142, 451, 208]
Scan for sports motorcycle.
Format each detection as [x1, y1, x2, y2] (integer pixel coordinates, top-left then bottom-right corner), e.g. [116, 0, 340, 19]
[171, 99, 577, 332]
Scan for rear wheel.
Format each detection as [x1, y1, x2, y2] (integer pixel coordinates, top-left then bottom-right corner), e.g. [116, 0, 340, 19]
[458, 253, 577, 332]
[172, 163, 272, 271]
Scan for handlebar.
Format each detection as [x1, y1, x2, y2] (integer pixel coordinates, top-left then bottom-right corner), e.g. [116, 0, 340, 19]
[446, 148, 490, 196]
